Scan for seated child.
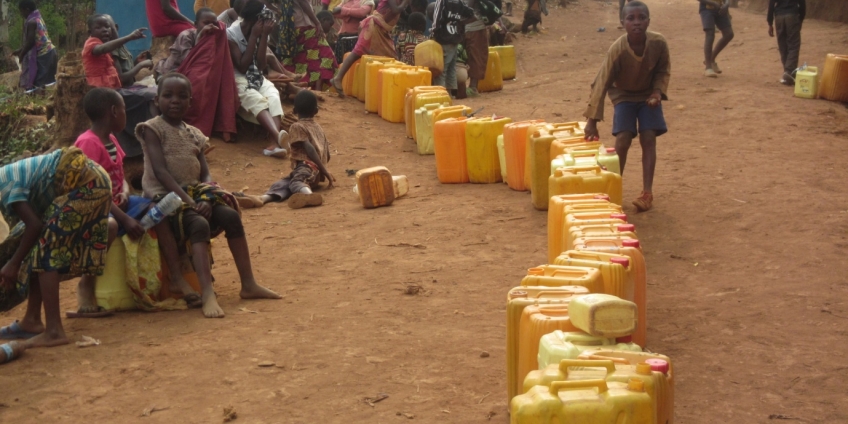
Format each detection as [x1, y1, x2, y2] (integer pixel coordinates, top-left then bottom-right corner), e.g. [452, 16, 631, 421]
[155, 8, 221, 76]
[0, 148, 112, 348]
[236, 90, 335, 209]
[136, 72, 282, 318]
[395, 12, 427, 65]
[73, 88, 199, 312]
[103, 16, 154, 88]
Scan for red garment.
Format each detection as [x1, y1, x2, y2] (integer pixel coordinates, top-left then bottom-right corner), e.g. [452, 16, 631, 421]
[145, 0, 194, 38]
[177, 21, 239, 136]
[338, 0, 374, 34]
[82, 37, 122, 89]
[74, 129, 126, 202]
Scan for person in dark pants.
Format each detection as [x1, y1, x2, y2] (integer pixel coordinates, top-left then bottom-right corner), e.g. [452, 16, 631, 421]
[698, 0, 733, 78]
[767, 0, 805, 85]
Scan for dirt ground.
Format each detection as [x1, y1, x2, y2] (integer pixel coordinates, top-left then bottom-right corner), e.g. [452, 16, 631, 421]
[3, 0, 848, 422]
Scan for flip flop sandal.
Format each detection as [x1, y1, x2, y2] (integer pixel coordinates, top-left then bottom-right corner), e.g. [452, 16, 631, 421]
[1, 342, 21, 364]
[65, 307, 115, 319]
[330, 78, 345, 98]
[183, 293, 203, 308]
[0, 321, 40, 340]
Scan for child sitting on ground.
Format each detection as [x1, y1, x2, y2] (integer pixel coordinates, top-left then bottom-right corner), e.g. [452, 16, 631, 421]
[236, 90, 335, 209]
[0, 147, 112, 348]
[137, 72, 281, 318]
[583, 0, 669, 212]
[73, 87, 199, 312]
[395, 12, 427, 65]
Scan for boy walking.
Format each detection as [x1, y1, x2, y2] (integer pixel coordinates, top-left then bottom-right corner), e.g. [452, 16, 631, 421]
[583, 0, 670, 212]
[767, 0, 805, 85]
[431, 0, 474, 93]
[698, 0, 733, 78]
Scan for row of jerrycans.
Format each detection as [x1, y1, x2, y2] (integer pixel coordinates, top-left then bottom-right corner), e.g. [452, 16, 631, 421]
[433, 116, 513, 184]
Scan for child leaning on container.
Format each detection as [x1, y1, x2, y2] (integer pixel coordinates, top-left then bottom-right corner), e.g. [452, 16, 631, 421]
[73, 87, 199, 313]
[136, 72, 282, 318]
[583, 1, 670, 212]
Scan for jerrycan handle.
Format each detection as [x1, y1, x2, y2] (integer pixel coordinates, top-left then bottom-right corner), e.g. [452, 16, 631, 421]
[558, 359, 616, 375]
[563, 250, 602, 261]
[549, 269, 588, 278]
[569, 165, 604, 174]
[570, 150, 599, 159]
[579, 354, 630, 364]
[549, 379, 608, 395]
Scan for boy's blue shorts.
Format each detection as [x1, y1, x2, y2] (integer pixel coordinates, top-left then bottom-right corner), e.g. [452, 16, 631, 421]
[111, 195, 151, 236]
[612, 101, 668, 137]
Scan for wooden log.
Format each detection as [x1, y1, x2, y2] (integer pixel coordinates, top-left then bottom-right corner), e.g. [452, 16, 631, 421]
[52, 51, 91, 148]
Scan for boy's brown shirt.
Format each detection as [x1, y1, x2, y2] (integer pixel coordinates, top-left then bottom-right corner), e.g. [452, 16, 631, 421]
[288, 118, 330, 168]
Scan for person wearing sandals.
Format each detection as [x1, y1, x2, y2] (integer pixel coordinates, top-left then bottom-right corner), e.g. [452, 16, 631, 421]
[236, 90, 335, 210]
[583, 1, 669, 212]
[227, 0, 289, 157]
[698, 0, 733, 78]
[767, 0, 805, 86]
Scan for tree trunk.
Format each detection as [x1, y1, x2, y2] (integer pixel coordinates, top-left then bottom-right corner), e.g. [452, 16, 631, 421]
[52, 51, 91, 148]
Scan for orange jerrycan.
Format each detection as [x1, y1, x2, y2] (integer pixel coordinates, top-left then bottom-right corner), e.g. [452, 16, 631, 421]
[381, 67, 431, 123]
[547, 194, 613, 262]
[425, 105, 472, 155]
[355, 55, 393, 102]
[517, 304, 579, 392]
[535, 330, 642, 370]
[410, 91, 452, 141]
[478, 51, 503, 92]
[564, 211, 627, 238]
[466, 116, 512, 183]
[528, 124, 585, 210]
[568, 223, 636, 252]
[434, 117, 471, 183]
[503, 120, 544, 191]
[520, 265, 603, 293]
[414, 39, 444, 77]
[511, 379, 654, 424]
[490, 45, 516, 80]
[506, 285, 590, 400]
[576, 350, 675, 424]
[342, 54, 360, 96]
[549, 165, 623, 206]
[818, 54, 848, 102]
[524, 122, 584, 190]
[404, 86, 447, 137]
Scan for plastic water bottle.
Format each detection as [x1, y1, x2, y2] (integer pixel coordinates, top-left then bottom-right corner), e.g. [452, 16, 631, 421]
[140, 192, 182, 230]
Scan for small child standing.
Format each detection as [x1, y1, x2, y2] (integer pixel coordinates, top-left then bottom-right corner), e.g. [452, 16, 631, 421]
[431, 0, 474, 93]
[520, 0, 547, 34]
[583, 1, 669, 212]
[236, 90, 335, 209]
[82, 14, 149, 89]
[767, 0, 805, 85]
[395, 12, 427, 65]
[137, 72, 281, 318]
[13, 0, 58, 93]
[317, 10, 338, 51]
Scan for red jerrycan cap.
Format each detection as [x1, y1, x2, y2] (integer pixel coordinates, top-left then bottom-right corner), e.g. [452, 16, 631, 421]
[610, 257, 630, 267]
[610, 213, 628, 222]
[605, 147, 617, 153]
[617, 224, 635, 232]
[622, 239, 641, 248]
[645, 358, 670, 375]
[616, 335, 632, 343]
[593, 194, 611, 201]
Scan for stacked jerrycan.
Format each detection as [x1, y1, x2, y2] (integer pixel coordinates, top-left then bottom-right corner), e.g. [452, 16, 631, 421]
[381, 67, 432, 123]
[415, 105, 472, 155]
[526, 122, 587, 210]
[405, 87, 452, 139]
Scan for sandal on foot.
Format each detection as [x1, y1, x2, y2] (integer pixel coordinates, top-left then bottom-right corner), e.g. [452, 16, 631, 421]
[632, 191, 653, 212]
[65, 307, 114, 319]
[1, 342, 23, 364]
[235, 194, 265, 209]
[0, 321, 40, 340]
[288, 193, 323, 209]
[330, 78, 345, 98]
[183, 293, 203, 308]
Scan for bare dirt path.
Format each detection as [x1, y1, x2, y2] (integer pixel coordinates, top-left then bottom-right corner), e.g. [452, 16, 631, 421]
[2, 1, 848, 423]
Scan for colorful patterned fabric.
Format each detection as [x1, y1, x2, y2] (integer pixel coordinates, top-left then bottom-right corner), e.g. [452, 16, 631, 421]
[0, 148, 111, 312]
[282, 27, 338, 84]
[165, 182, 240, 247]
[395, 29, 427, 65]
[19, 10, 54, 90]
[274, 0, 299, 60]
[0, 149, 62, 222]
[121, 232, 189, 311]
[351, 10, 398, 57]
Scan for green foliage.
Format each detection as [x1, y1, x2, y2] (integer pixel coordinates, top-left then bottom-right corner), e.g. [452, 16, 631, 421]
[0, 85, 54, 167]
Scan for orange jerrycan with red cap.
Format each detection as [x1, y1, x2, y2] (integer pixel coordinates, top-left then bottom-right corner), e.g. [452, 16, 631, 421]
[520, 265, 604, 293]
[434, 117, 470, 183]
[517, 304, 579, 394]
[547, 194, 613, 262]
[503, 120, 545, 191]
[554, 250, 646, 347]
[506, 285, 590, 400]
[549, 165, 623, 206]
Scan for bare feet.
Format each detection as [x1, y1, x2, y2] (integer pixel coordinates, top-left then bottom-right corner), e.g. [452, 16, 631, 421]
[25, 329, 69, 348]
[240, 282, 282, 300]
[168, 275, 198, 298]
[76, 277, 99, 314]
[201, 291, 225, 318]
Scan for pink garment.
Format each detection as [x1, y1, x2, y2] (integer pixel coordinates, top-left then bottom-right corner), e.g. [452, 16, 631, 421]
[82, 37, 122, 89]
[146, 0, 195, 38]
[74, 130, 126, 203]
[338, 0, 374, 34]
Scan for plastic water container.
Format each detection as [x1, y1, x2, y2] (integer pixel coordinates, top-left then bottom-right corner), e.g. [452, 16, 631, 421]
[95, 238, 136, 311]
[365, 59, 402, 112]
[555, 250, 646, 347]
[490, 45, 516, 79]
[568, 223, 637, 252]
[569, 294, 637, 338]
[381, 67, 431, 123]
[352, 175, 409, 198]
[497, 135, 508, 182]
[466, 116, 512, 183]
[535, 330, 642, 370]
[551, 150, 600, 175]
[432, 105, 472, 125]
[598, 147, 621, 174]
[547, 194, 613, 262]
[404, 86, 449, 138]
[478, 51, 503, 92]
[376, 63, 413, 117]
[414, 104, 443, 154]
[512, 379, 654, 424]
[414, 40, 444, 77]
[355, 166, 395, 208]
[528, 124, 585, 210]
[342, 54, 360, 96]
[549, 137, 593, 161]
[517, 304, 579, 392]
[818, 54, 848, 102]
[409, 91, 452, 141]
[355, 55, 393, 102]
[434, 117, 471, 183]
[794, 65, 818, 99]
[549, 165, 623, 206]
[520, 265, 604, 293]
[140, 192, 181, 230]
[506, 285, 591, 400]
[503, 120, 545, 191]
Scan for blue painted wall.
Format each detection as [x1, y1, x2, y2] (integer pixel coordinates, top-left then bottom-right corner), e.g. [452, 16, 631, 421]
[95, 0, 197, 57]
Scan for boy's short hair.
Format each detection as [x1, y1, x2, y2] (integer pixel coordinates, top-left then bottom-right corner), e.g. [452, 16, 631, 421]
[408, 12, 426, 32]
[316, 10, 334, 23]
[240, 0, 264, 20]
[411, 0, 428, 13]
[293, 90, 319, 117]
[623, 0, 649, 18]
[86, 14, 107, 30]
[157, 72, 193, 95]
[195, 7, 217, 24]
[83, 87, 123, 122]
[17, 0, 36, 12]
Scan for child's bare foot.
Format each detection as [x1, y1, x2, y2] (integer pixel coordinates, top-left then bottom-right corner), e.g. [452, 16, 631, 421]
[201, 291, 225, 318]
[168, 275, 197, 297]
[25, 328, 69, 348]
[240, 282, 282, 300]
[76, 277, 99, 314]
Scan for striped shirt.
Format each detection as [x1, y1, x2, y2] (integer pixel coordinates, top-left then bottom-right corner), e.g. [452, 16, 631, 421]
[0, 149, 62, 221]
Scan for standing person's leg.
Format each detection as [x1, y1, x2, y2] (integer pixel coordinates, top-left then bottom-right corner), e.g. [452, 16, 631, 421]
[25, 272, 69, 347]
[75, 217, 119, 314]
[775, 14, 790, 74]
[181, 210, 224, 318]
[466, 30, 488, 94]
[14, 272, 46, 336]
[783, 13, 802, 81]
[710, 14, 734, 71]
[612, 102, 639, 174]
[701, 11, 718, 77]
[632, 101, 667, 212]
[619, 0, 626, 23]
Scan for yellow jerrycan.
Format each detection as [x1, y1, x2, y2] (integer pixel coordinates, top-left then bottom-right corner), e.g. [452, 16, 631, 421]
[520, 265, 603, 293]
[95, 237, 136, 311]
[569, 293, 637, 338]
[404, 86, 448, 137]
[414, 39, 444, 77]
[547, 194, 612, 262]
[497, 134, 508, 183]
[551, 150, 600, 174]
[466, 116, 512, 183]
[597, 146, 621, 174]
[536, 330, 642, 370]
[355, 166, 395, 208]
[490, 45, 516, 79]
[381, 67, 431, 123]
[818, 54, 848, 102]
[794, 65, 818, 99]
[434, 117, 471, 183]
[549, 165, 623, 205]
[355, 55, 393, 102]
[527, 123, 585, 210]
[549, 136, 593, 161]
[364, 59, 402, 113]
[517, 304, 580, 394]
[567, 223, 636, 252]
[414, 104, 442, 154]
[506, 285, 591, 400]
[410, 91, 452, 142]
[478, 51, 503, 92]
[511, 379, 654, 424]
[423, 105, 472, 155]
[376, 63, 413, 117]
